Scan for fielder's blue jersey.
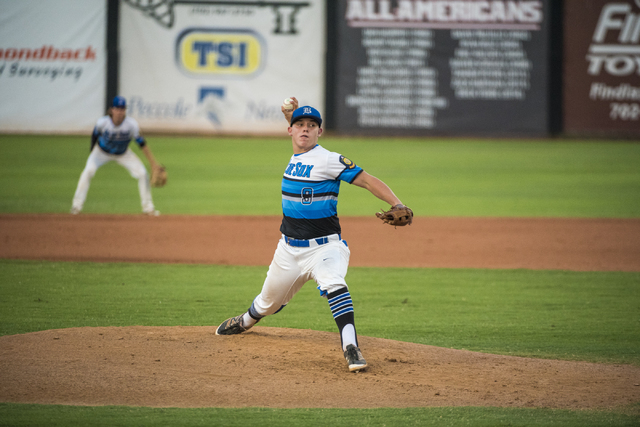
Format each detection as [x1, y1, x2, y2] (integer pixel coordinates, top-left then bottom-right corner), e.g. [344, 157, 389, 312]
[280, 144, 363, 239]
[93, 115, 145, 155]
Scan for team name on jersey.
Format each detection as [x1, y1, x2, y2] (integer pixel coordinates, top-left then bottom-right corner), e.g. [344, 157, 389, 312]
[104, 130, 131, 140]
[285, 162, 315, 178]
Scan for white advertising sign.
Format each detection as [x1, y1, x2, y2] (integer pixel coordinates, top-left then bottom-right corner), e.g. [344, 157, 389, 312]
[0, 0, 106, 133]
[120, 0, 326, 135]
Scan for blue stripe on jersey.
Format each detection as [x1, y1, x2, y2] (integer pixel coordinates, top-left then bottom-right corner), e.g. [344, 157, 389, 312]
[98, 129, 135, 155]
[98, 137, 130, 155]
[282, 176, 342, 220]
[282, 177, 341, 195]
[282, 199, 336, 219]
[338, 166, 363, 184]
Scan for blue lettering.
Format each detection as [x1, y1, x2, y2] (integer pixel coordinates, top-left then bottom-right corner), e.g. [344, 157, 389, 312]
[129, 96, 191, 119]
[238, 42, 247, 68]
[193, 41, 215, 66]
[190, 41, 246, 68]
[285, 163, 315, 177]
[217, 42, 234, 67]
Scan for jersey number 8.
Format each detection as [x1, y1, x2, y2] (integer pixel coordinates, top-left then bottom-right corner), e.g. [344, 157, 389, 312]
[301, 188, 313, 205]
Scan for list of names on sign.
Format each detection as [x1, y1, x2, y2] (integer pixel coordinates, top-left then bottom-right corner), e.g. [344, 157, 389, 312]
[345, 28, 448, 129]
[334, 1, 550, 135]
[450, 30, 533, 100]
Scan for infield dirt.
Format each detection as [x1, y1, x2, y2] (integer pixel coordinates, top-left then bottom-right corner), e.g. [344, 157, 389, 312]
[1, 214, 639, 410]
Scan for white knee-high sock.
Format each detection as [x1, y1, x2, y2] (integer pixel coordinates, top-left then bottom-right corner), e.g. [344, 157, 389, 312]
[340, 324, 357, 351]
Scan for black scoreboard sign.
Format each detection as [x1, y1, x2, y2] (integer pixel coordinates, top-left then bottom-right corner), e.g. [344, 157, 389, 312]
[331, 0, 551, 136]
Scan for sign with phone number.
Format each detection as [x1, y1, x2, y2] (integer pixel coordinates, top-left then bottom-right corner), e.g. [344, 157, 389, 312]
[563, 0, 640, 136]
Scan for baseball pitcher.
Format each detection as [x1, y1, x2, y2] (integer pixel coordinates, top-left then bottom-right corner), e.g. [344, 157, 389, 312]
[216, 97, 413, 372]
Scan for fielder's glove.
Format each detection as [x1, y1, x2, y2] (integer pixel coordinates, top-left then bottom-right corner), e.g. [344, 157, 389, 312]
[150, 165, 168, 188]
[376, 204, 413, 226]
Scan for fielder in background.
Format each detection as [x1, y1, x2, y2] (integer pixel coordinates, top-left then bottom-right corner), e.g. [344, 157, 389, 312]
[71, 96, 161, 216]
[216, 97, 413, 372]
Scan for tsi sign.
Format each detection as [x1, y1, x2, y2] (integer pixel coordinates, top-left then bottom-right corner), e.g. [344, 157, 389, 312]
[176, 29, 265, 78]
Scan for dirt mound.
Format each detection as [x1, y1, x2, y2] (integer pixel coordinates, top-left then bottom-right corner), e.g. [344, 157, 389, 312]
[1, 326, 639, 409]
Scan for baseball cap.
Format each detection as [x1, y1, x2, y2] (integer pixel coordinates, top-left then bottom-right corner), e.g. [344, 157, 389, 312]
[290, 106, 322, 127]
[112, 96, 127, 108]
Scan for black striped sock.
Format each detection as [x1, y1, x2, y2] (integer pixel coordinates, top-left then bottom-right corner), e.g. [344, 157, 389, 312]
[327, 287, 357, 347]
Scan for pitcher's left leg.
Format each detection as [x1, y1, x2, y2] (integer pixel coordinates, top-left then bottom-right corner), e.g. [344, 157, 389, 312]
[313, 239, 368, 371]
[327, 286, 367, 372]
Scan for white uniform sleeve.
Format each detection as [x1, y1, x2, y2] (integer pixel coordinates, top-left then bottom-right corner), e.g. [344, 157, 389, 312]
[326, 152, 346, 179]
[327, 151, 363, 183]
[94, 116, 109, 133]
[126, 117, 141, 139]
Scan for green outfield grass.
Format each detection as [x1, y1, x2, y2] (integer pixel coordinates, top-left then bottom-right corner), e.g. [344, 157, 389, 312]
[0, 135, 639, 217]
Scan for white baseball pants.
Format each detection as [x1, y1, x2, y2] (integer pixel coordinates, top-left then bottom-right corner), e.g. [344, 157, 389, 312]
[251, 234, 351, 318]
[71, 146, 155, 213]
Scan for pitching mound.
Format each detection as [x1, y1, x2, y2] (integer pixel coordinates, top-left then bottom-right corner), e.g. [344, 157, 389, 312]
[1, 326, 639, 409]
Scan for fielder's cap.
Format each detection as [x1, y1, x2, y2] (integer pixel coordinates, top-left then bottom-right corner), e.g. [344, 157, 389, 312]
[290, 106, 322, 127]
[112, 96, 127, 108]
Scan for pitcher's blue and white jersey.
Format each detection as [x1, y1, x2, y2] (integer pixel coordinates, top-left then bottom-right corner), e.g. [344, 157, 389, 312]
[280, 144, 363, 239]
[93, 116, 145, 155]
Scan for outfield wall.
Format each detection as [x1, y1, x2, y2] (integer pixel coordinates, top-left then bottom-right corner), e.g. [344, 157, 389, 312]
[0, 0, 638, 138]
